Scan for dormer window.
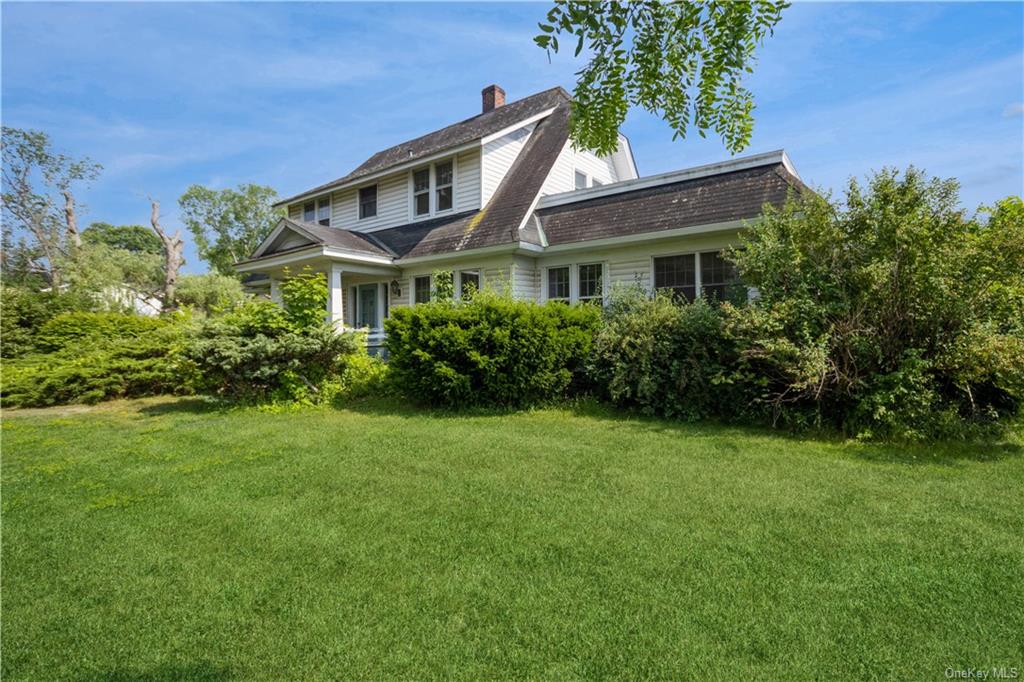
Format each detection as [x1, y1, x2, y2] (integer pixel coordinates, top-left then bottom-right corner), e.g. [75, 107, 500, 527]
[304, 198, 331, 226]
[411, 158, 456, 219]
[359, 185, 377, 219]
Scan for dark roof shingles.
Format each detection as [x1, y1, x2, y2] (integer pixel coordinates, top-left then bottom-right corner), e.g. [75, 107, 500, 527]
[279, 87, 570, 205]
[537, 164, 805, 246]
[283, 218, 395, 257]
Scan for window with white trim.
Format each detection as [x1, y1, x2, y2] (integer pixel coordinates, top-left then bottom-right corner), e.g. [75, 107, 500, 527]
[577, 263, 603, 303]
[574, 170, 588, 190]
[547, 266, 570, 302]
[459, 270, 480, 299]
[653, 254, 696, 302]
[304, 198, 330, 226]
[411, 158, 455, 219]
[700, 250, 742, 302]
[413, 168, 430, 217]
[414, 275, 431, 304]
[359, 185, 377, 219]
[436, 161, 453, 212]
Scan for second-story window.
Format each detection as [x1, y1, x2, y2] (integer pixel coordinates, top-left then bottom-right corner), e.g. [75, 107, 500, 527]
[574, 170, 588, 190]
[317, 198, 331, 226]
[359, 185, 377, 220]
[413, 168, 431, 217]
[436, 161, 453, 212]
[411, 158, 455, 219]
[303, 201, 315, 222]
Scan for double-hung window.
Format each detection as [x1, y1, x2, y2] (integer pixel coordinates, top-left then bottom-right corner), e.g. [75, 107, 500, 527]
[435, 161, 453, 212]
[303, 198, 331, 226]
[459, 270, 480, 299]
[359, 185, 377, 220]
[414, 275, 431, 304]
[577, 263, 603, 303]
[700, 250, 741, 302]
[413, 168, 431, 217]
[547, 266, 570, 302]
[411, 158, 455, 218]
[653, 254, 696, 302]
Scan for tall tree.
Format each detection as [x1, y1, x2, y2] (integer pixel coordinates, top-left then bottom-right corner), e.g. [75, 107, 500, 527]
[82, 222, 163, 255]
[1, 127, 101, 287]
[178, 184, 281, 277]
[149, 199, 185, 309]
[536, 1, 788, 156]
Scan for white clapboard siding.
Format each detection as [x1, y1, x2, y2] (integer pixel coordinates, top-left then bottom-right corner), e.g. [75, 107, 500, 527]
[455, 148, 481, 213]
[288, 204, 302, 220]
[511, 256, 539, 302]
[540, 143, 619, 196]
[389, 276, 411, 310]
[483, 265, 511, 296]
[481, 124, 535, 205]
[331, 173, 407, 233]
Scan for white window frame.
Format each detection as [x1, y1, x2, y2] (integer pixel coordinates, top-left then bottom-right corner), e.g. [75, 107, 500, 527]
[455, 268, 483, 301]
[576, 262, 605, 303]
[357, 184, 378, 221]
[542, 261, 608, 304]
[574, 169, 590, 190]
[411, 274, 432, 305]
[316, 197, 331, 226]
[408, 156, 458, 221]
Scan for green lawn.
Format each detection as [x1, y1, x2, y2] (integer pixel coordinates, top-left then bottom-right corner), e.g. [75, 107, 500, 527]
[2, 398, 1022, 680]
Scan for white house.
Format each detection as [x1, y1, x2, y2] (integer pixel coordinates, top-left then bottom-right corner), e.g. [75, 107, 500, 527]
[238, 85, 807, 348]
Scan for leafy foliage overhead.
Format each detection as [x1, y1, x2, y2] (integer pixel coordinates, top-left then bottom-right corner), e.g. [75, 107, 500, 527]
[536, 0, 788, 155]
[178, 183, 281, 277]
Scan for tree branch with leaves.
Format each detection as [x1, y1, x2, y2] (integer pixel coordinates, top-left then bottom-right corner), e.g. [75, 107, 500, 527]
[536, 0, 788, 156]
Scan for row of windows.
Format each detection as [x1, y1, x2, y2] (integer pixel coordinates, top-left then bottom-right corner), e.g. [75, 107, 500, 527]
[413, 270, 479, 304]
[302, 157, 456, 226]
[574, 169, 605, 190]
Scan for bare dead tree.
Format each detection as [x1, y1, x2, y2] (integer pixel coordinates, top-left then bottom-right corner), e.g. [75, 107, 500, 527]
[149, 199, 184, 309]
[62, 190, 81, 248]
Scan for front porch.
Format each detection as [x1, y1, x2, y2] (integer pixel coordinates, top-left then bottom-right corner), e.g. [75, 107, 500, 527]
[236, 217, 405, 351]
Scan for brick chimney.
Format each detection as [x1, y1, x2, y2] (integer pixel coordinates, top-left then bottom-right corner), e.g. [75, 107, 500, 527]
[481, 84, 506, 113]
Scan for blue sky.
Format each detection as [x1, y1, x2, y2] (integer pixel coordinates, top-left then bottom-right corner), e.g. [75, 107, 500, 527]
[3, 1, 1022, 274]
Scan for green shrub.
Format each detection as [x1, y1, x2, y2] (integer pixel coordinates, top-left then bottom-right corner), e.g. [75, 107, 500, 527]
[35, 311, 167, 353]
[324, 345, 392, 403]
[726, 171, 1023, 439]
[183, 300, 359, 403]
[384, 290, 601, 408]
[589, 286, 736, 421]
[1, 323, 193, 408]
[175, 273, 246, 316]
[0, 286, 97, 358]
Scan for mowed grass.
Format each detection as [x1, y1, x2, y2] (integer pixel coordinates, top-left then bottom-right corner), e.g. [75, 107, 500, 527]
[2, 398, 1022, 680]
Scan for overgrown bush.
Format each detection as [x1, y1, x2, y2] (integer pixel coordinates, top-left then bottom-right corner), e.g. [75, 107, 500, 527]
[35, 311, 168, 352]
[0, 286, 97, 358]
[726, 171, 1023, 439]
[174, 273, 246, 316]
[2, 322, 193, 407]
[385, 290, 601, 408]
[589, 286, 737, 421]
[183, 269, 360, 403]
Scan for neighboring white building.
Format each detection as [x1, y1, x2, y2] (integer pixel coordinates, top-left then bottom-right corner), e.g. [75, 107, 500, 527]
[238, 85, 807, 349]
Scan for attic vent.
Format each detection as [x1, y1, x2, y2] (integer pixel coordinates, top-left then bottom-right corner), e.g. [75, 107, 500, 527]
[482, 84, 506, 113]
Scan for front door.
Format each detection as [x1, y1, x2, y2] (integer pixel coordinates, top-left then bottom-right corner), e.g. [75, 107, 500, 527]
[357, 284, 378, 329]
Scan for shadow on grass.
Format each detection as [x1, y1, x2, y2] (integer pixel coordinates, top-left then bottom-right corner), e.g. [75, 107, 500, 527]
[77, 661, 232, 681]
[129, 392, 1022, 467]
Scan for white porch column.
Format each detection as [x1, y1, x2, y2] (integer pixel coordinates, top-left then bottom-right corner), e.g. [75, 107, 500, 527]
[327, 264, 344, 331]
[269, 278, 282, 304]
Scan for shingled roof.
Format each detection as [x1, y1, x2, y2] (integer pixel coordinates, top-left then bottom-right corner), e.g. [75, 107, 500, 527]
[277, 87, 570, 207]
[368, 104, 571, 259]
[536, 162, 808, 247]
